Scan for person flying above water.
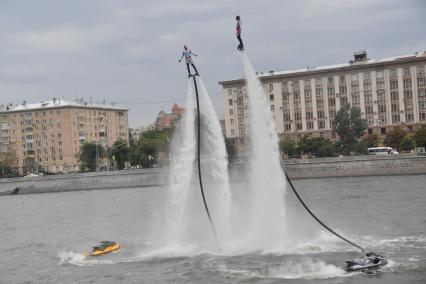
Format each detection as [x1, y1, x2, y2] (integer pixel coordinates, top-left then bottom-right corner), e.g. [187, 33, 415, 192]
[178, 45, 199, 78]
[236, 15, 244, 51]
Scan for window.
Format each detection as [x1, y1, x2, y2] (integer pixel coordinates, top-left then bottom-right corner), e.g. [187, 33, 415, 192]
[304, 89, 311, 97]
[228, 99, 233, 105]
[228, 89, 233, 95]
[405, 113, 414, 122]
[296, 123, 303, 130]
[328, 98, 335, 107]
[329, 109, 336, 118]
[318, 121, 325, 129]
[293, 92, 300, 100]
[229, 109, 234, 115]
[295, 112, 302, 120]
[403, 79, 412, 89]
[307, 122, 314, 129]
[363, 72, 371, 80]
[366, 105, 374, 114]
[390, 80, 398, 90]
[392, 114, 400, 123]
[294, 102, 300, 110]
[230, 119, 234, 125]
[391, 91, 399, 101]
[352, 95, 360, 104]
[285, 124, 291, 131]
[378, 105, 386, 113]
[230, 129, 235, 135]
[306, 112, 313, 119]
[270, 94, 274, 101]
[404, 90, 412, 99]
[317, 111, 324, 118]
[270, 105, 275, 111]
[317, 99, 324, 107]
[305, 101, 312, 108]
[420, 113, 426, 121]
[283, 114, 291, 121]
[403, 67, 410, 76]
[391, 104, 399, 111]
[269, 84, 273, 92]
[340, 97, 348, 105]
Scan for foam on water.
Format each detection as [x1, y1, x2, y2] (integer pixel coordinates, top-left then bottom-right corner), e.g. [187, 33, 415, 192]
[58, 251, 114, 266]
[216, 258, 346, 280]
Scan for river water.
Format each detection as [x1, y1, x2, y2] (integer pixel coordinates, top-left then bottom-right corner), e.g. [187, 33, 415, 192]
[0, 175, 425, 283]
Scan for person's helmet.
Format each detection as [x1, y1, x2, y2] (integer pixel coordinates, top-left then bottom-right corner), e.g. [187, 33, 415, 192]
[184, 45, 188, 49]
[236, 15, 240, 20]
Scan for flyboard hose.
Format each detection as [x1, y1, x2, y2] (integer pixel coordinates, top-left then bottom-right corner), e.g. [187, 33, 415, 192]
[279, 158, 367, 255]
[191, 75, 217, 237]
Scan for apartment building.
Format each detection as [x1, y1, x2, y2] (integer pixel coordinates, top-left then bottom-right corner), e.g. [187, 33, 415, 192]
[0, 99, 128, 174]
[219, 51, 426, 142]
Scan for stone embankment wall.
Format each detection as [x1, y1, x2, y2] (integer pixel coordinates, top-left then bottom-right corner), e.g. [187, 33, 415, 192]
[1, 154, 425, 195]
[283, 154, 426, 179]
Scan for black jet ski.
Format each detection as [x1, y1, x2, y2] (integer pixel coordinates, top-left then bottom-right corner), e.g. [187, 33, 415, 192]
[345, 253, 387, 272]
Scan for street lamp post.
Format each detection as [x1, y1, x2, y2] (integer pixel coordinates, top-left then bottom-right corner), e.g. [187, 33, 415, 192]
[108, 142, 127, 170]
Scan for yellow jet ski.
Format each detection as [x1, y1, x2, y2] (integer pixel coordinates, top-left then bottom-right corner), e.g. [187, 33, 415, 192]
[84, 241, 120, 257]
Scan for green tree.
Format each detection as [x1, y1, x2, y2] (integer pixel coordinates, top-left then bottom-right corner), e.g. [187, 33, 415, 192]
[414, 128, 426, 148]
[384, 127, 406, 150]
[279, 139, 297, 157]
[297, 136, 335, 157]
[354, 140, 368, 155]
[225, 138, 237, 161]
[110, 139, 130, 170]
[129, 129, 173, 168]
[399, 135, 415, 152]
[317, 143, 336, 157]
[79, 142, 106, 172]
[362, 133, 380, 148]
[333, 103, 368, 155]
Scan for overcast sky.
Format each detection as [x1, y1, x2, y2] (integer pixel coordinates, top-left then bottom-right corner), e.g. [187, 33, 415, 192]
[1, 0, 425, 127]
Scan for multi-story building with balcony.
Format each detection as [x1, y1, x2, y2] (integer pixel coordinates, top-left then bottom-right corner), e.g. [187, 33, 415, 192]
[0, 98, 129, 174]
[219, 50, 426, 143]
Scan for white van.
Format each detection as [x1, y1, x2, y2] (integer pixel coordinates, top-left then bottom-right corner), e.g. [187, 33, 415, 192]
[368, 147, 399, 155]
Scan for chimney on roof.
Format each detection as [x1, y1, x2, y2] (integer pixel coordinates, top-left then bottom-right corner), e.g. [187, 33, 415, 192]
[269, 70, 274, 75]
[353, 50, 368, 62]
[53, 97, 57, 104]
[22, 100, 26, 106]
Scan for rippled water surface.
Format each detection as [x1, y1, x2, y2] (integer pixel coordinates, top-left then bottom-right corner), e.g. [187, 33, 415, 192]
[0, 175, 425, 283]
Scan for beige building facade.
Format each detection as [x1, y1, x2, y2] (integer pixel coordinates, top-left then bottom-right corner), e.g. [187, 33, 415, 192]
[0, 99, 128, 174]
[219, 51, 426, 142]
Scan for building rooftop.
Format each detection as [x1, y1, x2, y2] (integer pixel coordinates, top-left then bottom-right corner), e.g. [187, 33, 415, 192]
[0, 98, 128, 112]
[219, 51, 426, 85]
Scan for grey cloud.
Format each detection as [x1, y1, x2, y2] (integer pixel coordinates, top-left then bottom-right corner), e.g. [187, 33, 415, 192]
[0, 0, 425, 126]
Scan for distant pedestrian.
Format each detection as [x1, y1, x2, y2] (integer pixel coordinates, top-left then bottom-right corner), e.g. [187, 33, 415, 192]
[178, 45, 199, 78]
[236, 15, 244, 51]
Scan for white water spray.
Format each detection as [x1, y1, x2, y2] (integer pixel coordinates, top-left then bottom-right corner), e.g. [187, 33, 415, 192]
[167, 80, 196, 245]
[240, 53, 289, 251]
[166, 78, 231, 250]
[198, 78, 232, 243]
